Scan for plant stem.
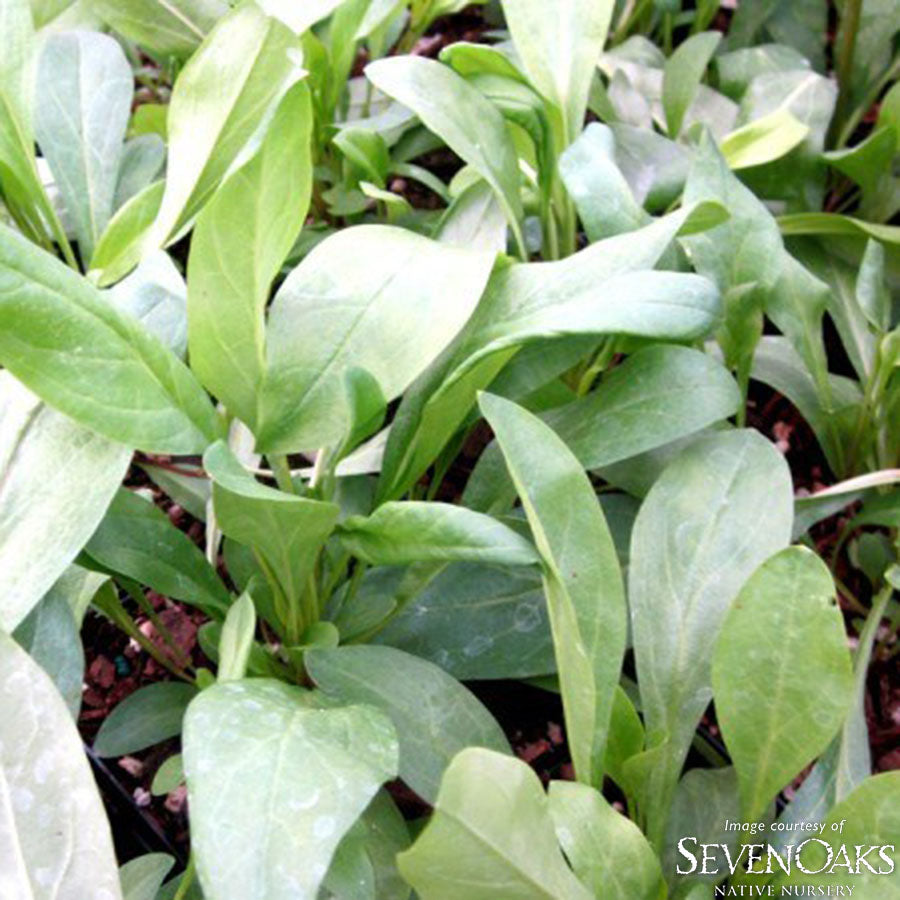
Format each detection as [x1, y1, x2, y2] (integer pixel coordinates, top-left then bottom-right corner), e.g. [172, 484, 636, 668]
[830, 0, 864, 148]
[269, 454, 296, 494]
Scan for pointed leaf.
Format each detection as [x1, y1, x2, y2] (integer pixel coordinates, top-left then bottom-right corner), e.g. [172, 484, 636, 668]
[149, 3, 305, 247]
[336, 502, 539, 568]
[0, 225, 221, 452]
[629, 429, 794, 845]
[366, 56, 525, 254]
[87, 0, 228, 58]
[480, 392, 627, 786]
[85, 488, 231, 616]
[308, 645, 509, 803]
[183, 679, 398, 900]
[204, 441, 339, 616]
[34, 31, 132, 263]
[397, 748, 592, 900]
[188, 81, 313, 427]
[259, 225, 494, 452]
[501, 0, 614, 141]
[548, 780, 663, 900]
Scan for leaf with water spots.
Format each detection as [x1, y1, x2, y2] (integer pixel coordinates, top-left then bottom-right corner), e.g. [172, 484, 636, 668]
[183, 679, 398, 900]
[0, 629, 122, 900]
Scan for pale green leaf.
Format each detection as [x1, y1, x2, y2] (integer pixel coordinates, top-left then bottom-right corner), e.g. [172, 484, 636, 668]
[308, 645, 509, 803]
[397, 748, 592, 900]
[217, 591, 255, 682]
[259, 225, 494, 452]
[629, 429, 794, 845]
[501, 0, 614, 141]
[0, 629, 122, 899]
[776, 772, 900, 898]
[120, 853, 175, 900]
[148, 3, 305, 248]
[365, 56, 525, 255]
[548, 780, 663, 900]
[204, 441, 339, 625]
[336, 502, 539, 568]
[183, 679, 398, 900]
[0, 225, 222, 452]
[0, 371, 130, 632]
[188, 82, 312, 428]
[107, 250, 188, 357]
[87, 0, 229, 59]
[720, 107, 809, 169]
[34, 30, 132, 263]
[12, 587, 84, 718]
[663, 31, 722, 137]
[480, 392, 627, 786]
[712, 546, 854, 821]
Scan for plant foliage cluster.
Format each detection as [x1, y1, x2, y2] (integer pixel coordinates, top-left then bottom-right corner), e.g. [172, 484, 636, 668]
[0, 0, 898, 898]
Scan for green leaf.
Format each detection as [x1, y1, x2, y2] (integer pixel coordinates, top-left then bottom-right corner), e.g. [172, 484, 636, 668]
[90, 180, 165, 285]
[663, 31, 722, 137]
[94, 681, 198, 757]
[436, 179, 508, 254]
[115, 134, 166, 211]
[148, 2, 305, 248]
[480, 392, 627, 787]
[321, 790, 409, 900]
[106, 251, 188, 357]
[778, 212, 900, 246]
[378, 204, 725, 501]
[87, 0, 228, 58]
[308, 645, 509, 803]
[548, 780, 664, 900]
[139, 462, 211, 522]
[501, 0, 615, 142]
[188, 81, 312, 428]
[720, 106, 809, 169]
[365, 56, 525, 256]
[85, 488, 231, 616]
[663, 767, 741, 888]
[256, 0, 345, 34]
[0, 225, 221, 452]
[0, 629, 122, 899]
[397, 748, 592, 900]
[34, 30, 132, 264]
[559, 122, 649, 241]
[775, 772, 900, 898]
[466, 346, 740, 515]
[204, 440, 339, 630]
[0, 0, 74, 260]
[336, 502, 539, 568]
[683, 130, 783, 296]
[13, 586, 84, 718]
[258, 225, 495, 452]
[183, 679, 398, 900]
[374, 563, 552, 680]
[541, 344, 739, 470]
[712, 546, 854, 821]
[856, 238, 891, 334]
[151, 754, 184, 796]
[0, 372, 130, 632]
[749, 336, 859, 475]
[120, 853, 175, 900]
[216, 591, 255, 682]
[628, 429, 794, 846]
